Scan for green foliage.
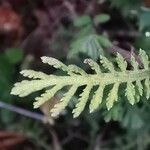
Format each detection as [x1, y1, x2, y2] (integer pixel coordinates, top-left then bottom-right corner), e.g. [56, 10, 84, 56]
[109, 0, 142, 16]
[74, 14, 110, 28]
[0, 48, 23, 101]
[11, 50, 150, 118]
[0, 48, 23, 124]
[135, 35, 150, 56]
[122, 106, 144, 129]
[5, 48, 23, 64]
[109, 0, 150, 31]
[1, 1, 150, 149]
[69, 13, 111, 60]
[74, 15, 92, 27]
[139, 7, 150, 31]
[69, 34, 112, 60]
[93, 14, 110, 25]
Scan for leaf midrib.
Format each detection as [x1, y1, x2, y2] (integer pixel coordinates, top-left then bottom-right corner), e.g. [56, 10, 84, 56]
[42, 69, 150, 86]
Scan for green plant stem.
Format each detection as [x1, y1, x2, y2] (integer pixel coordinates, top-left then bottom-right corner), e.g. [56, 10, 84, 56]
[39, 69, 150, 86]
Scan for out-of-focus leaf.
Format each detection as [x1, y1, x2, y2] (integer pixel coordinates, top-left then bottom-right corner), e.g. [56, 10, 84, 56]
[104, 104, 123, 122]
[68, 34, 112, 60]
[98, 35, 112, 47]
[138, 7, 150, 31]
[74, 15, 92, 27]
[110, 0, 141, 16]
[93, 14, 110, 25]
[0, 48, 23, 102]
[69, 35, 103, 60]
[5, 48, 23, 64]
[0, 56, 14, 101]
[0, 110, 14, 124]
[122, 107, 144, 129]
[134, 36, 150, 55]
[74, 25, 94, 38]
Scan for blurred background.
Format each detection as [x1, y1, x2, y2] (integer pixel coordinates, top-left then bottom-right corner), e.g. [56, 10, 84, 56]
[0, 0, 150, 149]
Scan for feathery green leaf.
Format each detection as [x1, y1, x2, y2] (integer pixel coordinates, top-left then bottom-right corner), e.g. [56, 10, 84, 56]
[11, 50, 150, 117]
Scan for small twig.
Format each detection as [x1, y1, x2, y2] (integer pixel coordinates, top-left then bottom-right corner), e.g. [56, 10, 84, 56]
[0, 101, 45, 122]
[50, 130, 62, 150]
